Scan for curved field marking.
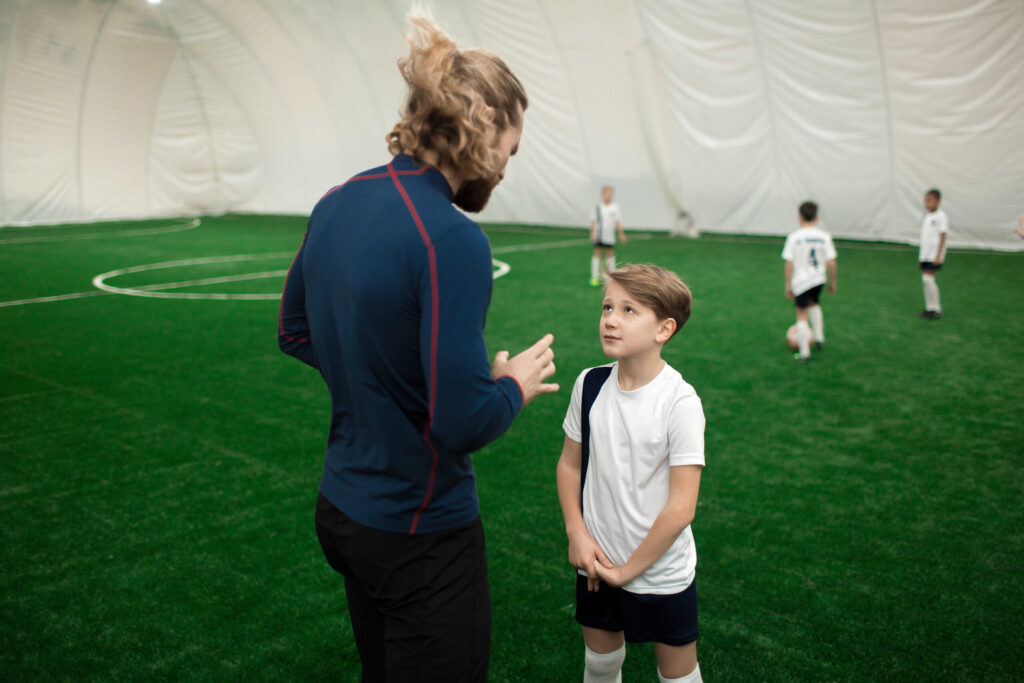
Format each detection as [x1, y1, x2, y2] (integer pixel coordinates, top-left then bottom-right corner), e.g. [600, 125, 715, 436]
[0, 218, 201, 245]
[92, 251, 511, 301]
[2, 235, 600, 308]
[92, 253, 294, 301]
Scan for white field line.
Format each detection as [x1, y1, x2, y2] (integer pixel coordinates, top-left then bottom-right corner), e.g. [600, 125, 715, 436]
[1, 234, 642, 308]
[490, 233, 653, 255]
[695, 233, 1023, 255]
[91, 253, 295, 301]
[0, 218, 201, 244]
[93, 269, 289, 300]
[0, 290, 111, 308]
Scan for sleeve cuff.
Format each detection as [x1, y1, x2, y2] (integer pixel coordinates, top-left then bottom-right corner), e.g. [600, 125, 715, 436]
[669, 453, 706, 467]
[497, 375, 524, 413]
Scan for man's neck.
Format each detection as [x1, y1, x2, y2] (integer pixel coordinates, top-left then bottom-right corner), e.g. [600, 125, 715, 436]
[417, 149, 462, 195]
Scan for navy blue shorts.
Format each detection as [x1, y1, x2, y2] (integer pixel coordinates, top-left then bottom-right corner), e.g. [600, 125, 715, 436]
[575, 575, 699, 646]
[594, 241, 614, 249]
[794, 284, 823, 309]
[920, 261, 943, 272]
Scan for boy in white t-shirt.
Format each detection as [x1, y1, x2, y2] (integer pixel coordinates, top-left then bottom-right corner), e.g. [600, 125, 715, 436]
[918, 188, 949, 319]
[782, 201, 837, 362]
[556, 264, 705, 683]
[589, 186, 627, 286]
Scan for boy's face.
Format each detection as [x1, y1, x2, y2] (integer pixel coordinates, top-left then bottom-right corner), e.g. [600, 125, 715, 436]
[924, 193, 939, 212]
[602, 187, 614, 204]
[600, 280, 674, 360]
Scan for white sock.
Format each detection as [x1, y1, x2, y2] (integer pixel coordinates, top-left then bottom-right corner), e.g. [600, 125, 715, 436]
[808, 306, 824, 343]
[659, 663, 702, 683]
[797, 320, 810, 358]
[591, 257, 600, 279]
[605, 256, 615, 275]
[584, 644, 625, 683]
[922, 274, 941, 312]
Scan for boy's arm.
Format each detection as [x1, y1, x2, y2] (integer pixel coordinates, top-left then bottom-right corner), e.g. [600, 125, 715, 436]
[784, 260, 794, 300]
[593, 464, 702, 587]
[934, 232, 947, 265]
[827, 259, 837, 294]
[556, 435, 611, 592]
[589, 220, 597, 242]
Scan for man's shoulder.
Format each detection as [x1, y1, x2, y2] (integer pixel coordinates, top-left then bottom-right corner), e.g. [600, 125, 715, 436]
[312, 160, 394, 209]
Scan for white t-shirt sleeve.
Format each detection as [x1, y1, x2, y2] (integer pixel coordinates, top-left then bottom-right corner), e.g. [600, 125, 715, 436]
[667, 394, 706, 467]
[825, 233, 837, 260]
[937, 212, 949, 234]
[781, 233, 794, 261]
[562, 370, 587, 443]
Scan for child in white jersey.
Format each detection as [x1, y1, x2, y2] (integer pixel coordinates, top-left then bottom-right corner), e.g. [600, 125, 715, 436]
[557, 264, 705, 683]
[918, 188, 948, 319]
[782, 201, 837, 362]
[589, 186, 627, 286]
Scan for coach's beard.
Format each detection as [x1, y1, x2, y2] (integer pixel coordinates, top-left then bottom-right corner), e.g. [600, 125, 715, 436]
[454, 175, 499, 213]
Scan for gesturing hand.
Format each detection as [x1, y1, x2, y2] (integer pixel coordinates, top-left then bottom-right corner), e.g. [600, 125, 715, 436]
[491, 333, 559, 405]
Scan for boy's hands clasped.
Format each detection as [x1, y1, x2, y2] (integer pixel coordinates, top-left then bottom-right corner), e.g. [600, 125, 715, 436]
[491, 333, 559, 405]
[567, 526, 612, 592]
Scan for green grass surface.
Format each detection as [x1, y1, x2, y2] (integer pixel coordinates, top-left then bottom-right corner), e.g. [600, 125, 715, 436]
[1, 215, 1022, 681]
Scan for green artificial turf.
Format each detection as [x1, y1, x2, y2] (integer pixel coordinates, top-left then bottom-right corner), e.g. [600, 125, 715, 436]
[1, 215, 1021, 681]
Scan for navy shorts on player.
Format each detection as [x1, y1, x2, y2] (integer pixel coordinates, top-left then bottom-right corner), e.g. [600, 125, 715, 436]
[594, 240, 614, 249]
[920, 261, 943, 272]
[315, 493, 490, 682]
[575, 575, 699, 646]
[794, 284, 823, 309]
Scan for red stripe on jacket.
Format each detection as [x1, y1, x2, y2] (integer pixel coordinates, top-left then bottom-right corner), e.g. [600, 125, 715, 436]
[387, 161, 441, 535]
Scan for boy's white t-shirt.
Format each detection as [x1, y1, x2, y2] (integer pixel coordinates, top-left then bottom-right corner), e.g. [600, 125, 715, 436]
[591, 202, 622, 245]
[918, 209, 949, 262]
[781, 226, 837, 296]
[563, 362, 705, 595]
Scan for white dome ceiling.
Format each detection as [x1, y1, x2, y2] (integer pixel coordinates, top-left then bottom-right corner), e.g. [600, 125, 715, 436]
[1, 0, 1021, 249]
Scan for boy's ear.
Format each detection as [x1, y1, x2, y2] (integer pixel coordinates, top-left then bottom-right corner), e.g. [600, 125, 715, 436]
[656, 317, 676, 343]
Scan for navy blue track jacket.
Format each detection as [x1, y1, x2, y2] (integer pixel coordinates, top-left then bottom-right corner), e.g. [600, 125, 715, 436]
[279, 154, 524, 534]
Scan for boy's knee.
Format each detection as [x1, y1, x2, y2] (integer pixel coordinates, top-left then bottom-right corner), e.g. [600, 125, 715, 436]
[585, 643, 626, 679]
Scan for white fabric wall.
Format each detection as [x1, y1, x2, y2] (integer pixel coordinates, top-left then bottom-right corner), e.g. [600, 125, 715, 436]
[0, 0, 1021, 250]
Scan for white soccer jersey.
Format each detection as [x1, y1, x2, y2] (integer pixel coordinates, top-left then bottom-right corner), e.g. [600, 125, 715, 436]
[563, 362, 705, 595]
[781, 226, 837, 296]
[918, 209, 949, 262]
[591, 202, 622, 245]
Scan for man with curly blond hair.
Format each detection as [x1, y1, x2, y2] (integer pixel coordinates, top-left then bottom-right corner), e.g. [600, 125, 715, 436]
[278, 14, 559, 682]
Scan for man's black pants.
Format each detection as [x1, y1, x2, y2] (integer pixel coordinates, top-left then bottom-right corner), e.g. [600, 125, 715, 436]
[314, 493, 490, 682]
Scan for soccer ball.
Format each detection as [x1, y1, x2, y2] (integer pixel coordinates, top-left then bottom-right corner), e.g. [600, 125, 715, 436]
[786, 324, 800, 351]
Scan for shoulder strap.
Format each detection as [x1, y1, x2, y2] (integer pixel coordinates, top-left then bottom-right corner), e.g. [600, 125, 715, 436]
[580, 366, 613, 513]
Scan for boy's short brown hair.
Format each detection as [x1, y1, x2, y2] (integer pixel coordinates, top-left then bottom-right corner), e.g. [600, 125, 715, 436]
[607, 264, 692, 340]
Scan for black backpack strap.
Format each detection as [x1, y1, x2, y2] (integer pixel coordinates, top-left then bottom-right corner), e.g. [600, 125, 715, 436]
[580, 366, 612, 513]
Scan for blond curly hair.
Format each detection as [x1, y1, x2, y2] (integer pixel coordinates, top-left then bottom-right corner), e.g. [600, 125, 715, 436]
[387, 17, 528, 181]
